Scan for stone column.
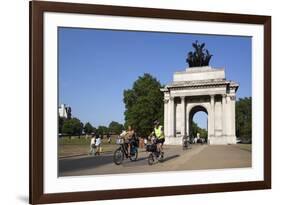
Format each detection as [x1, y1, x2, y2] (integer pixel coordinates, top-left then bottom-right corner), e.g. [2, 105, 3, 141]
[209, 95, 215, 138]
[222, 94, 226, 137]
[180, 96, 186, 136]
[230, 95, 236, 138]
[169, 97, 175, 137]
[164, 99, 169, 136]
[186, 102, 189, 137]
[225, 94, 236, 144]
[225, 95, 231, 136]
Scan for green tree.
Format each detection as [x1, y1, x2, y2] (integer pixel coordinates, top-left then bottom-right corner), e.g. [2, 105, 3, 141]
[236, 97, 252, 140]
[190, 121, 207, 138]
[198, 127, 208, 139]
[62, 118, 83, 136]
[58, 116, 66, 134]
[84, 122, 95, 135]
[190, 122, 199, 137]
[123, 73, 164, 137]
[97, 126, 108, 137]
[108, 121, 124, 134]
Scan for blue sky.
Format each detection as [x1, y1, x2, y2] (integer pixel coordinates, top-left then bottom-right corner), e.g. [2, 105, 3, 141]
[59, 27, 252, 129]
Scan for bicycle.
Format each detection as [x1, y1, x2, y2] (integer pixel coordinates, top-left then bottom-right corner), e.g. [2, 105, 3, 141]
[182, 135, 192, 150]
[113, 136, 138, 165]
[146, 136, 164, 165]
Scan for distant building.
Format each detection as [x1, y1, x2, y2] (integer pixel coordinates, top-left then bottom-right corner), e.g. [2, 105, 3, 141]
[59, 104, 71, 119]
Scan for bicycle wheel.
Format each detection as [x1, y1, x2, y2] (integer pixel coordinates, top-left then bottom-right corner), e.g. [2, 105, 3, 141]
[129, 149, 138, 161]
[183, 142, 188, 150]
[113, 148, 124, 165]
[148, 153, 155, 165]
[158, 152, 164, 163]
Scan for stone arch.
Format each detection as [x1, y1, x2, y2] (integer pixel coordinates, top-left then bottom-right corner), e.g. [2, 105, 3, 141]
[186, 103, 210, 138]
[161, 66, 239, 145]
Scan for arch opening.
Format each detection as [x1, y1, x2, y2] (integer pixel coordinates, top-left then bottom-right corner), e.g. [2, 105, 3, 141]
[189, 106, 208, 143]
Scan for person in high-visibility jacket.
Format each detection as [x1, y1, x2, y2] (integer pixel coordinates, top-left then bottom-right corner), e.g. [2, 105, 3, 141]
[150, 120, 165, 156]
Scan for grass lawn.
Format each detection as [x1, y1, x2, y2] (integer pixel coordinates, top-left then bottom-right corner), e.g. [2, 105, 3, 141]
[58, 135, 119, 158]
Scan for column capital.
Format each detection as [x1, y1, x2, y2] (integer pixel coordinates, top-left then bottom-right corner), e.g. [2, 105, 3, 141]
[169, 96, 174, 101]
[180, 96, 185, 103]
[230, 96, 236, 101]
[210, 94, 215, 105]
[226, 95, 231, 102]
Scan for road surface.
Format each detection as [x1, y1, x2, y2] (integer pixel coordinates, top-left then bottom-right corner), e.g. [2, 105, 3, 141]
[59, 144, 251, 176]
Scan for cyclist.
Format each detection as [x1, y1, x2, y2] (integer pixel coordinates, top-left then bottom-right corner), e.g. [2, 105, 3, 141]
[149, 120, 165, 158]
[123, 125, 135, 157]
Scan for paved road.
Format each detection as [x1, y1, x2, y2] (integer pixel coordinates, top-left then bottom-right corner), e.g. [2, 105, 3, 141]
[59, 144, 251, 176]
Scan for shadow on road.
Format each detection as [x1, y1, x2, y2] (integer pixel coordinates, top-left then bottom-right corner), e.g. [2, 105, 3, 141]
[59, 154, 114, 174]
[133, 156, 147, 162]
[162, 154, 180, 162]
[121, 156, 148, 167]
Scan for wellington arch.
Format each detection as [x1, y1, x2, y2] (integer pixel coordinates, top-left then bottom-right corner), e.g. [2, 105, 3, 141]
[161, 66, 239, 145]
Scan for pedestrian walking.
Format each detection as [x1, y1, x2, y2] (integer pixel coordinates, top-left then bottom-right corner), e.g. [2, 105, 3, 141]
[95, 135, 102, 155]
[89, 134, 96, 155]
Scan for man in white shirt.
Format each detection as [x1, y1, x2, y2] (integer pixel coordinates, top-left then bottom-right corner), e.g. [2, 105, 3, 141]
[95, 135, 102, 155]
[89, 135, 96, 155]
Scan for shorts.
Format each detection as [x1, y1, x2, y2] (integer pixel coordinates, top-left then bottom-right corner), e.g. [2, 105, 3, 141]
[156, 138, 165, 144]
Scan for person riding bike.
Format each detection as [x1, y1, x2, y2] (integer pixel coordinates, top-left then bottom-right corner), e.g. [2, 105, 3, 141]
[149, 120, 165, 158]
[122, 125, 135, 157]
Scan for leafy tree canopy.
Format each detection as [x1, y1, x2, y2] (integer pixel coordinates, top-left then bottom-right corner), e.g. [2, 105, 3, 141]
[108, 121, 124, 135]
[236, 97, 252, 140]
[62, 118, 83, 136]
[123, 73, 164, 137]
[190, 121, 207, 138]
[58, 116, 66, 134]
[84, 122, 95, 134]
[97, 126, 109, 136]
